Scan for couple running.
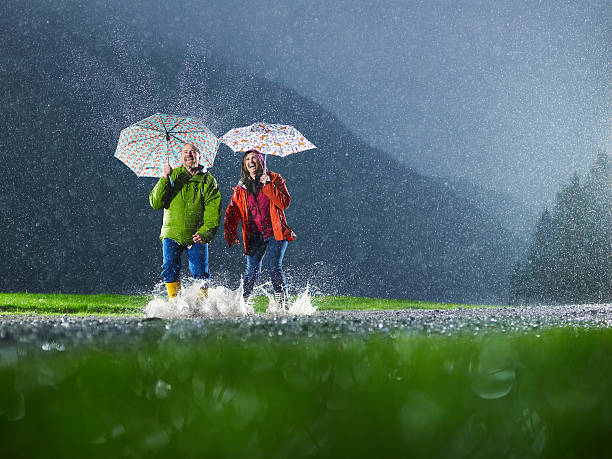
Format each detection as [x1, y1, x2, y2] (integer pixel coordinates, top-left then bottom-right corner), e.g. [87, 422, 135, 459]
[148, 143, 295, 308]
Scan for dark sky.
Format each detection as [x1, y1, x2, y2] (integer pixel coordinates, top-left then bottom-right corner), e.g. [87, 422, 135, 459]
[24, 0, 612, 210]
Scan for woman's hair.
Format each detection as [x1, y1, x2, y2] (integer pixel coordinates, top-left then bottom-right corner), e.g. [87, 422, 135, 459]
[241, 149, 264, 183]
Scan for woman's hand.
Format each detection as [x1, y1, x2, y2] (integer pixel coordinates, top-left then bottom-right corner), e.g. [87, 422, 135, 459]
[260, 173, 270, 185]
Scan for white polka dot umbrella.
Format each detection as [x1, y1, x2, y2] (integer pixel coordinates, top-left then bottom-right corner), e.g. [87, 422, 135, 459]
[114, 113, 219, 178]
[219, 123, 316, 169]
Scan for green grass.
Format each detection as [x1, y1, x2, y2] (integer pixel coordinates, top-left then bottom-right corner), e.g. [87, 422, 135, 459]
[1, 328, 610, 458]
[310, 295, 492, 310]
[0, 292, 495, 316]
[0, 292, 149, 315]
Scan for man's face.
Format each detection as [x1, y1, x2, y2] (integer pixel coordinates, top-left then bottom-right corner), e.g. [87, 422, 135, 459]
[181, 144, 198, 169]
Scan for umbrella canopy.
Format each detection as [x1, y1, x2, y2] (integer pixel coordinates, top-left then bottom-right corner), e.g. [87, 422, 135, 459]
[115, 113, 219, 178]
[219, 123, 316, 157]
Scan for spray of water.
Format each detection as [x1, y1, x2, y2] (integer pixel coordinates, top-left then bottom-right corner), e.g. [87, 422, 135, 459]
[258, 283, 317, 316]
[144, 280, 316, 319]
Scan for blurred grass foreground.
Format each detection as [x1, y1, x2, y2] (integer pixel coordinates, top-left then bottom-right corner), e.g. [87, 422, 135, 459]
[1, 326, 611, 458]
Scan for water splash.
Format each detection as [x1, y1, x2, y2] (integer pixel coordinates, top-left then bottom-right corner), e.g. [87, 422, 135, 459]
[144, 282, 253, 319]
[144, 281, 316, 319]
[263, 284, 317, 316]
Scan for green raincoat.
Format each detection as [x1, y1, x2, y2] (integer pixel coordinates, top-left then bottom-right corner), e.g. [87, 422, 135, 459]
[149, 166, 221, 246]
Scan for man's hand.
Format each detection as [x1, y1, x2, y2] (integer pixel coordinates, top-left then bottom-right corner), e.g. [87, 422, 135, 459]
[193, 233, 204, 244]
[163, 164, 172, 179]
[260, 173, 270, 185]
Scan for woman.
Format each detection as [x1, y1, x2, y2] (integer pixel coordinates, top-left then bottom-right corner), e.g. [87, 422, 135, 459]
[224, 149, 295, 309]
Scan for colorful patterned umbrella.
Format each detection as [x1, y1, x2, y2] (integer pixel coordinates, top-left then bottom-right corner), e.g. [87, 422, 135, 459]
[114, 113, 219, 178]
[219, 123, 316, 159]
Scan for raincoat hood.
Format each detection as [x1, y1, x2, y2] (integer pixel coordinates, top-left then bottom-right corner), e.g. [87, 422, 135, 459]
[243, 149, 265, 165]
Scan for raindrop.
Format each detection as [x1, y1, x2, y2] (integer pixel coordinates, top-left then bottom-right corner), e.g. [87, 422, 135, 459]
[111, 424, 126, 438]
[7, 392, 25, 422]
[154, 379, 172, 399]
[143, 430, 171, 449]
[470, 340, 518, 400]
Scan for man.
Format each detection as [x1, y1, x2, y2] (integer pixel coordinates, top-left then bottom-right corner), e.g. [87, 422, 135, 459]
[149, 143, 221, 299]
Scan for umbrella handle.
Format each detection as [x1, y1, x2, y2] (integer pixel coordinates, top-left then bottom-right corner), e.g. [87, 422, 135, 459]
[166, 140, 174, 186]
[164, 162, 174, 187]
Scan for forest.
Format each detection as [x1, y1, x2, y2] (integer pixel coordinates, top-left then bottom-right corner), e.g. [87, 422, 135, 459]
[511, 152, 611, 304]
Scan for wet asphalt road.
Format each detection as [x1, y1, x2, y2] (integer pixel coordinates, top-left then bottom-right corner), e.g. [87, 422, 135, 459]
[0, 304, 610, 350]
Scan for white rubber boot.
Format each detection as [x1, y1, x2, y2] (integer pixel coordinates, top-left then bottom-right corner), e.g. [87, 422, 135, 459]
[274, 291, 289, 311]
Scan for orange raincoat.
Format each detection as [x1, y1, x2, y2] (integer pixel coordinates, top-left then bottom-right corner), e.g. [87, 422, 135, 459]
[224, 172, 296, 254]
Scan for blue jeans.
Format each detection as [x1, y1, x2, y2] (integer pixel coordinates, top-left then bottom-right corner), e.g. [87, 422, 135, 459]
[243, 236, 288, 298]
[161, 238, 210, 284]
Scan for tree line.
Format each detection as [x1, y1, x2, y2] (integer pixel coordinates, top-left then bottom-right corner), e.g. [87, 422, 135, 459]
[510, 152, 611, 305]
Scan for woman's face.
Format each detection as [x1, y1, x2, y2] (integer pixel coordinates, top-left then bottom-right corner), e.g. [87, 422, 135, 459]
[243, 152, 261, 177]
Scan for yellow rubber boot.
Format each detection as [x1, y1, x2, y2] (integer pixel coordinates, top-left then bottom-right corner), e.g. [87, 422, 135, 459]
[198, 288, 209, 300]
[166, 281, 181, 298]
